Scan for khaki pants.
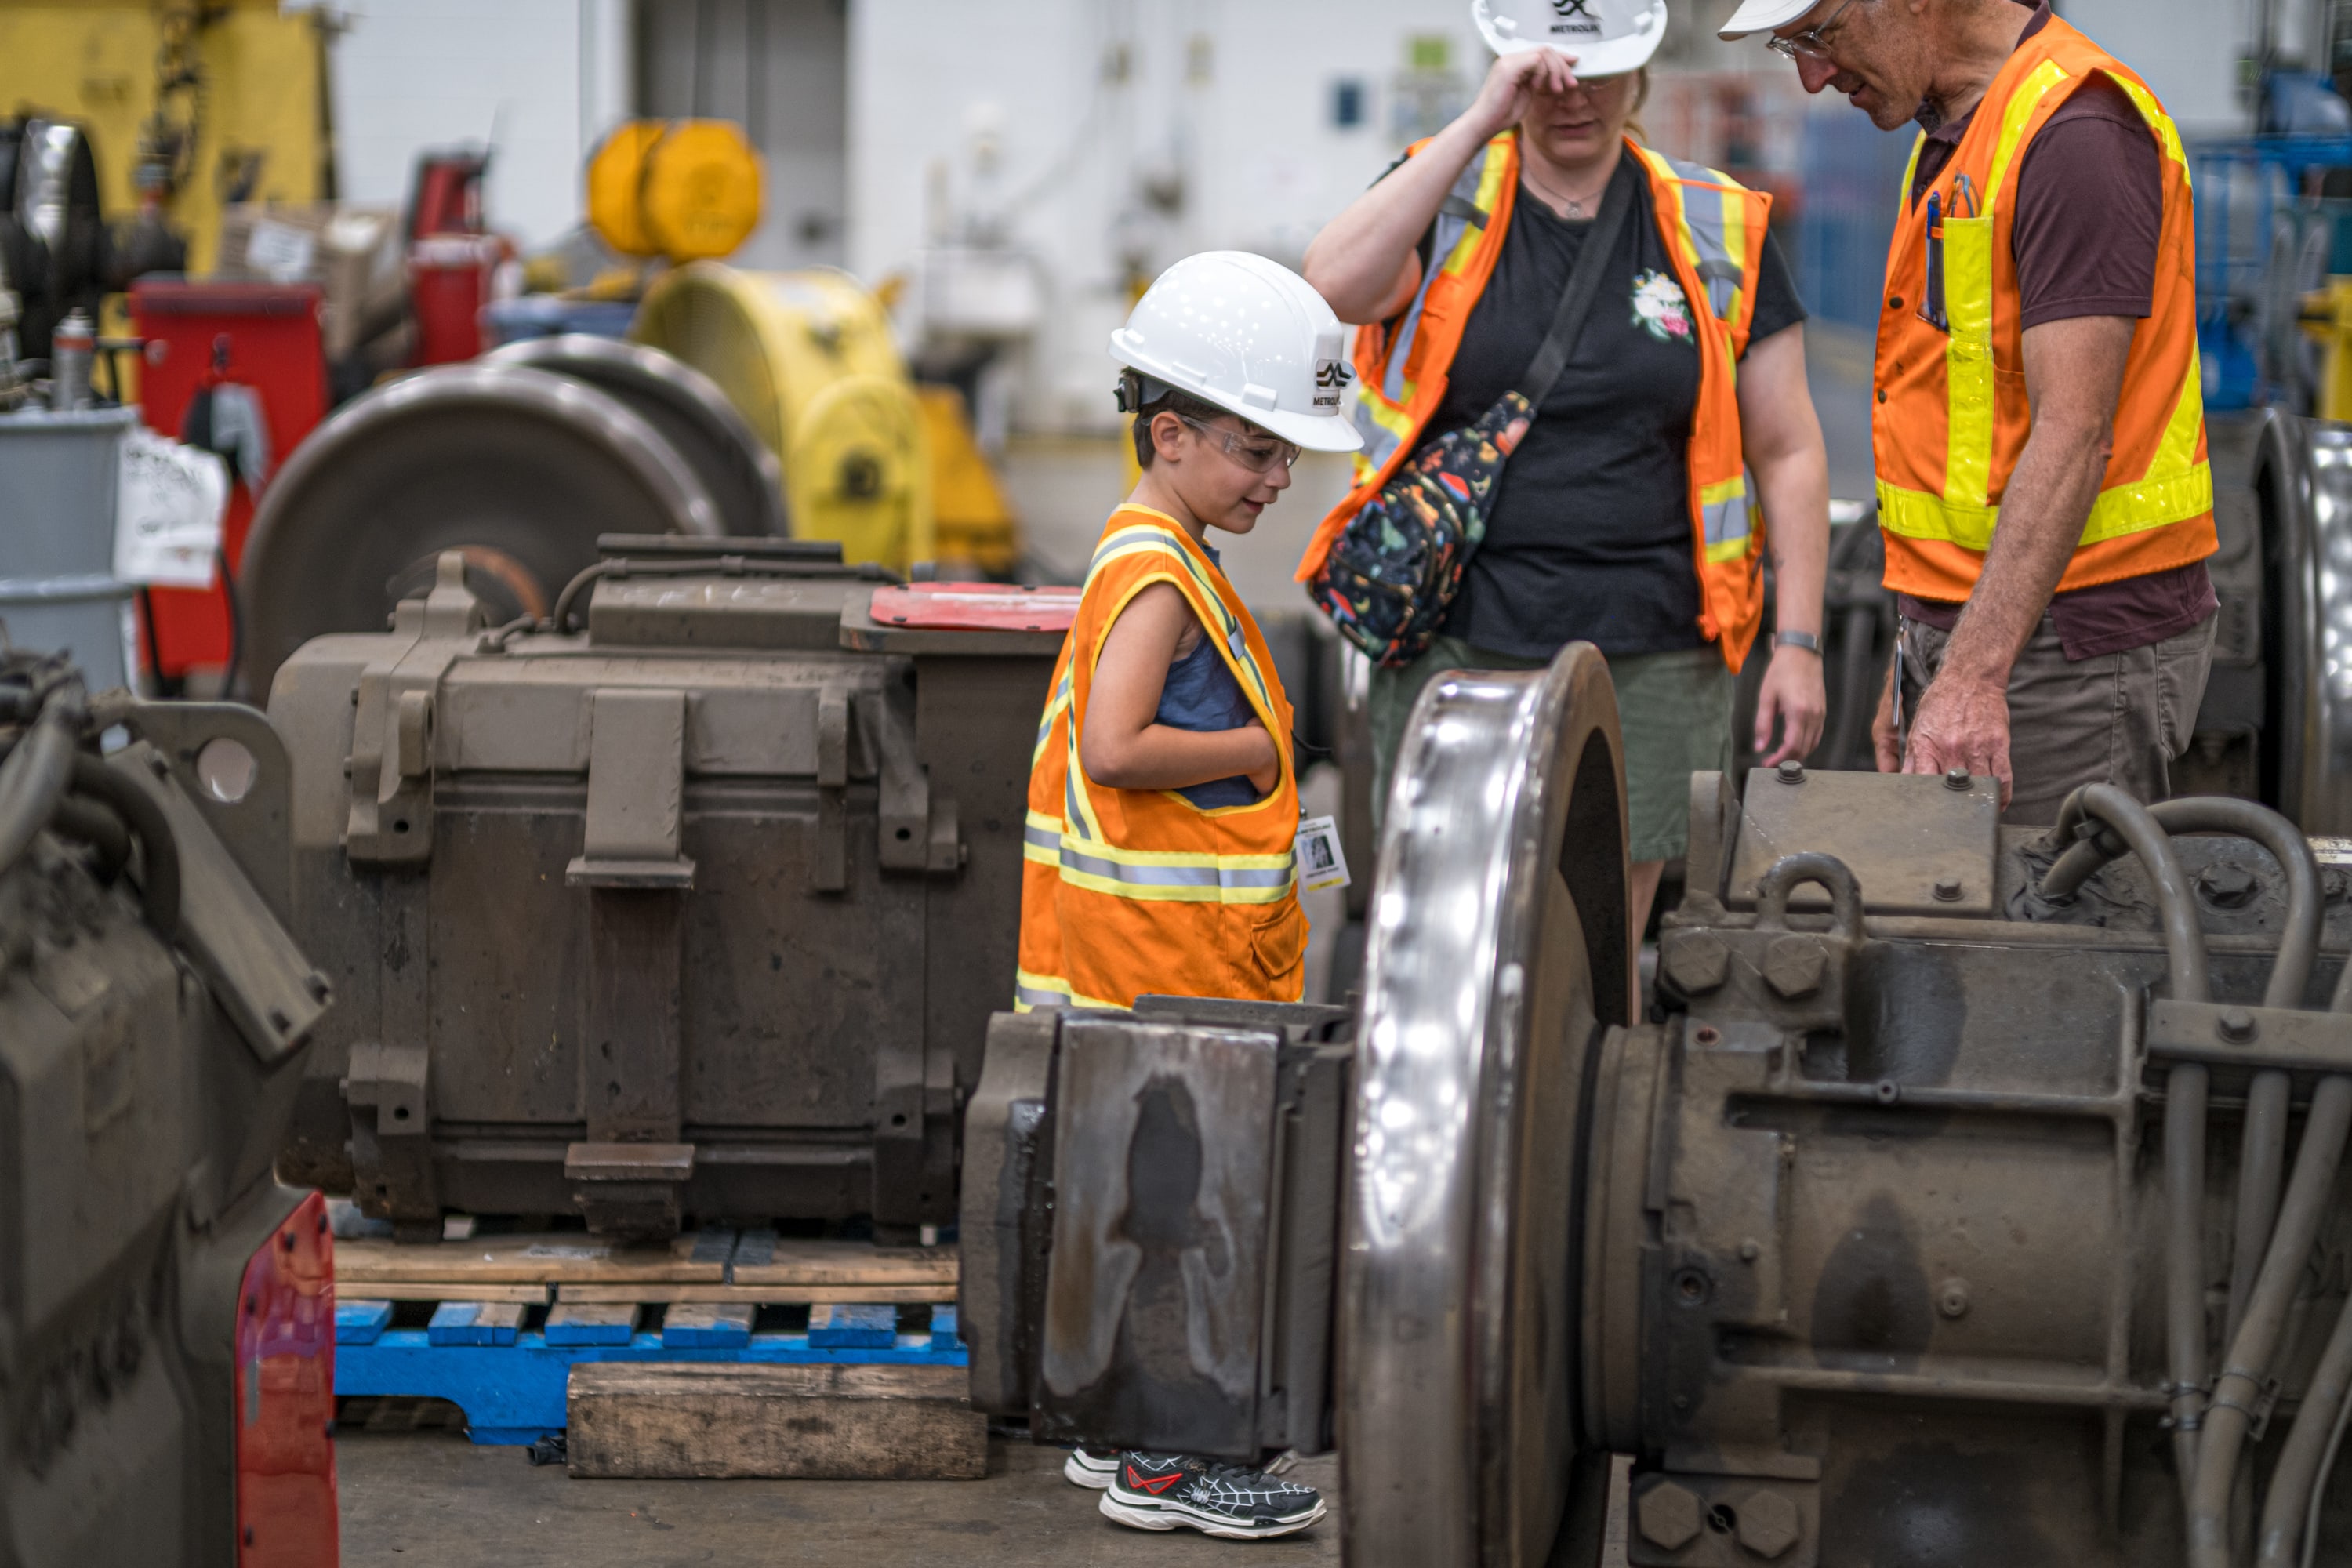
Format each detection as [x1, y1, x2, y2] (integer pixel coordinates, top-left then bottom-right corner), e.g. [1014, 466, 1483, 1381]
[1896, 612, 2216, 827]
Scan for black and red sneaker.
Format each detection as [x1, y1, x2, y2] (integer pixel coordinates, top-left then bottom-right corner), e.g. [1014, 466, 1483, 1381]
[1100, 1452, 1326, 1540]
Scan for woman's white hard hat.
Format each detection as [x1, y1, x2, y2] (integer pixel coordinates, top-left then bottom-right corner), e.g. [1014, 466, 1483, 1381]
[1472, 0, 1668, 78]
[1109, 252, 1364, 455]
[1717, 0, 1826, 38]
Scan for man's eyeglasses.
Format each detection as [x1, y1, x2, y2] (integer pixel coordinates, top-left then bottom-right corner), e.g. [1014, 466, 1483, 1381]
[1767, 0, 1859, 59]
[1172, 411, 1300, 474]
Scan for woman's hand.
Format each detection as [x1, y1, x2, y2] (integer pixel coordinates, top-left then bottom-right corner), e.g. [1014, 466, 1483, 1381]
[1754, 644, 1828, 767]
[1464, 48, 1581, 143]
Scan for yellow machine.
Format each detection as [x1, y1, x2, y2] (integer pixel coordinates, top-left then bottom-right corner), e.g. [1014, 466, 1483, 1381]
[0, 0, 330, 275]
[587, 119, 762, 264]
[633, 263, 935, 572]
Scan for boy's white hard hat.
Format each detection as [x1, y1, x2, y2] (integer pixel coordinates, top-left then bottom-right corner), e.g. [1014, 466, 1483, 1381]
[1109, 251, 1364, 455]
[1472, 0, 1668, 78]
[1718, 0, 1825, 39]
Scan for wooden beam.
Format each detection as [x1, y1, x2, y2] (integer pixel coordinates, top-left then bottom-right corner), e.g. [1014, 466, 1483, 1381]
[566, 1362, 987, 1480]
[554, 1282, 952, 1305]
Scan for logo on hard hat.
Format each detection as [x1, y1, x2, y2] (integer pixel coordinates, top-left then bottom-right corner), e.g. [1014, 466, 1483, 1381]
[1549, 0, 1602, 33]
[1314, 359, 1353, 408]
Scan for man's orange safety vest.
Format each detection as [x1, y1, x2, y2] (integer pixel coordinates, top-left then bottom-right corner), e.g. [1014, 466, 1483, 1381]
[1294, 132, 1777, 671]
[1875, 16, 2216, 601]
[1017, 506, 1306, 1011]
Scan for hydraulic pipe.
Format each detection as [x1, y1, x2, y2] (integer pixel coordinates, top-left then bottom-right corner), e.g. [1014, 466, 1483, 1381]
[65, 753, 180, 940]
[2048, 786, 2216, 1511]
[0, 696, 78, 879]
[2257, 1288, 2352, 1566]
[49, 793, 131, 884]
[2190, 1075, 2352, 1568]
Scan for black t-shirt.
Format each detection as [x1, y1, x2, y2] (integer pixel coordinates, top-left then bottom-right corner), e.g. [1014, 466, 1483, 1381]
[1410, 156, 1806, 658]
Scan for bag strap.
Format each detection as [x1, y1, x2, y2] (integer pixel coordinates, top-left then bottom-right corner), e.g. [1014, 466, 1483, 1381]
[1512, 160, 1638, 405]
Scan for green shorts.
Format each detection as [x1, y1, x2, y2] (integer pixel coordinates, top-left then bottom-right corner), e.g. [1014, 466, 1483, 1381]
[1367, 637, 1733, 864]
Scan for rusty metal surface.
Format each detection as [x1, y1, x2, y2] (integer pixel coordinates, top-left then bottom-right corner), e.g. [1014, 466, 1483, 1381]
[1724, 764, 1999, 916]
[270, 548, 1055, 1236]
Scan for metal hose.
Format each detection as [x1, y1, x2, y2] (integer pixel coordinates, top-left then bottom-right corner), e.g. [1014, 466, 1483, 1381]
[65, 753, 180, 940]
[2190, 1075, 2352, 1568]
[49, 793, 131, 884]
[2257, 1289, 2352, 1566]
[0, 693, 79, 878]
[2046, 786, 2215, 1511]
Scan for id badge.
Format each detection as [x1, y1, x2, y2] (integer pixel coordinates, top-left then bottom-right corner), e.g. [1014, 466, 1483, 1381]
[1295, 815, 1352, 894]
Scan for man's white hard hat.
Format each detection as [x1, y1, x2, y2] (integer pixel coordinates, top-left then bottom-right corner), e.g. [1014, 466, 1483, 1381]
[1719, 0, 1827, 40]
[1109, 252, 1364, 455]
[1472, 0, 1669, 78]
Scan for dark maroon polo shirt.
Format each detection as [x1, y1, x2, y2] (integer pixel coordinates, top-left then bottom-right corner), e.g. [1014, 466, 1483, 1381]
[1893, 0, 2216, 660]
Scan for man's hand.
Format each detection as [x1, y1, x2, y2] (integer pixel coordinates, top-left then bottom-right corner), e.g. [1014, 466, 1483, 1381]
[1463, 48, 1581, 142]
[1753, 644, 1828, 767]
[1902, 673, 2013, 806]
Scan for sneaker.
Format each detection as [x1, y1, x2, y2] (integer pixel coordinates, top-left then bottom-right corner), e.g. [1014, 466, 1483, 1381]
[1062, 1446, 1118, 1489]
[1100, 1452, 1327, 1540]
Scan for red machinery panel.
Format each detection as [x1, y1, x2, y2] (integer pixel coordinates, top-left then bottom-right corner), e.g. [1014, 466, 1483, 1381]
[409, 235, 498, 366]
[868, 583, 1081, 633]
[129, 279, 327, 682]
[235, 1189, 338, 1567]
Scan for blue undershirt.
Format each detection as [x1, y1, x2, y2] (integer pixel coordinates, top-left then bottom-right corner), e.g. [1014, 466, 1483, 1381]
[1147, 543, 1261, 809]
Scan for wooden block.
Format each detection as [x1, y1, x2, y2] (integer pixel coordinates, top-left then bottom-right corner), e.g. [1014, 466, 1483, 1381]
[928, 1305, 960, 1352]
[347, 1282, 551, 1305]
[566, 1362, 986, 1480]
[336, 1299, 394, 1345]
[426, 1300, 527, 1345]
[661, 1301, 753, 1348]
[808, 1302, 896, 1348]
[728, 1233, 958, 1288]
[545, 1301, 639, 1346]
[554, 1282, 953, 1306]
[336, 1229, 731, 1287]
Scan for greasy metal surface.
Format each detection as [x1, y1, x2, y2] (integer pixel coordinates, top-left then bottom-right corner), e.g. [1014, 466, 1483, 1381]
[485, 332, 789, 538]
[270, 554, 1055, 1233]
[1342, 642, 1628, 1568]
[1036, 1017, 1279, 1457]
[240, 362, 724, 698]
[1725, 765, 1999, 916]
[958, 1011, 1058, 1416]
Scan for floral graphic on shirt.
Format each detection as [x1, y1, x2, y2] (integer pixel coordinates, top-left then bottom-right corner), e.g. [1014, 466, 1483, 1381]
[1631, 270, 1694, 345]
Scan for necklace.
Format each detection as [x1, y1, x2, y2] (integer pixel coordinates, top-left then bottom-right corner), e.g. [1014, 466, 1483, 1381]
[1523, 160, 1612, 221]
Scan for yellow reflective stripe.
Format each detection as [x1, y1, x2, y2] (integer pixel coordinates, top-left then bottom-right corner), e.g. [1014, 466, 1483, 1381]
[1877, 461, 2213, 551]
[1025, 806, 1295, 903]
[1900, 133, 1925, 205]
[1984, 60, 2071, 209]
[1013, 967, 1124, 1012]
[1087, 521, 1282, 722]
[1705, 535, 1752, 564]
[2106, 75, 2190, 177]
[2151, 342, 2208, 488]
[1700, 477, 1746, 506]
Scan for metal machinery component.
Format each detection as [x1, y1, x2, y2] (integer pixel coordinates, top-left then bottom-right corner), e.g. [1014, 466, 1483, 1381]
[631, 263, 935, 574]
[962, 643, 2352, 1567]
[484, 332, 789, 539]
[0, 650, 336, 1566]
[236, 361, 734, 699]
[0, 405, 140, 693]
[269, 537, 1064, 1240]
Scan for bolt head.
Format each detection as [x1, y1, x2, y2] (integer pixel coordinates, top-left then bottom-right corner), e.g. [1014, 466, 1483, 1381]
[2218, 1006, 2259, 1044]
[1944, 766, 1971, 792]
[1776, 759, 1806, 785]
[1936, 1277, 1972, 1319]
[1762, 935, 1827, 999]
[1664, 934, 1730, 994]
[1932, 873, 1964, 902]
[1736, 1489, 1803, 1559]
[1635, 1479, 1704, 1551]
[2198, 863, 2259, 910]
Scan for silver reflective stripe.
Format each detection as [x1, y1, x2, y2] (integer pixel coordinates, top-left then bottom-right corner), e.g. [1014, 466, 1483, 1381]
[1350, 390, 1401, 466]
[1058, 842, 1294, 891]
[1025, 821, 1061, 855]
[1382, 148, 1492, 404]
[1704, 493, 1749, 549]
[1683, 189, 1739, 318]
[1015, 982, 1069, 1008]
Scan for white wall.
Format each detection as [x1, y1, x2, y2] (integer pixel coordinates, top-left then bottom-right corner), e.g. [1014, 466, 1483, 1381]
[2062, 0, 2249, 136]
[329, 0, 633, 247]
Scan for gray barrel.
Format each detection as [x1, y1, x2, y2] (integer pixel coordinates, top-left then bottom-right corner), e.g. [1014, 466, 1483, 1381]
[0, 406, 138, 691]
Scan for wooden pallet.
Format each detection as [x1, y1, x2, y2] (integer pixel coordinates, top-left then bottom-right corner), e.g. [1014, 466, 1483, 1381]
[335, 1227, 956, 1305]
[566, 1362, 987, 1480]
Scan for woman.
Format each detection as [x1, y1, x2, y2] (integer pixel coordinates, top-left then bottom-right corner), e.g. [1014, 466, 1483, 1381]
[1301, 2, 1831, 937]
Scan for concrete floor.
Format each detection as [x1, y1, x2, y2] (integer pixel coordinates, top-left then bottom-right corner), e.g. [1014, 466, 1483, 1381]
[337, 1425, 1341, 1566]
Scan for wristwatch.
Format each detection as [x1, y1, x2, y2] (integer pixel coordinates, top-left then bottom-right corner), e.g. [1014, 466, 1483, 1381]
[1775, 630, 1822, 654]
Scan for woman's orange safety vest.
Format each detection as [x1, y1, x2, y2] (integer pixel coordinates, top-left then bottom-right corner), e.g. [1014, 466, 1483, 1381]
[1874, 16, 2216, 601]
[1294, 132, 1777, 671]
[1017, 506, 1306, 1011]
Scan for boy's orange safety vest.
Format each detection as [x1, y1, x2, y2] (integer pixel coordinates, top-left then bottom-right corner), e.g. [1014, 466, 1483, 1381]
[1017, 506, 1306, 1011]
[1874, 16, 2215, 601]
[1294, 132, 1776, 671]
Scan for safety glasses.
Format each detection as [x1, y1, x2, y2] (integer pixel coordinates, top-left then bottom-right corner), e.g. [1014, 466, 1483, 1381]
[1767, 0, 1860, 59]
[1172, 411, 1301, 474]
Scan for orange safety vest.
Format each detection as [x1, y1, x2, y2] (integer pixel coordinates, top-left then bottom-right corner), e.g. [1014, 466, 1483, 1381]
[1017, 506, 1306, 1011]
[1875, 16, 2216, 600]
[1294, 132, 1777, 671]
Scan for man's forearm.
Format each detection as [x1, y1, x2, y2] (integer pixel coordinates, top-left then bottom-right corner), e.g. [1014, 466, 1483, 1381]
[1935, 422, 2111, 691]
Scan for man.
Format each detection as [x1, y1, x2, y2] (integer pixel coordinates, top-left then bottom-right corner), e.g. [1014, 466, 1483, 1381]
[1721, 0, 2217, 824]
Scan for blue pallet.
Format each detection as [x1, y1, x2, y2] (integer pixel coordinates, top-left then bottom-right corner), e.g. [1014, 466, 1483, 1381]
[336, 1327, 969, 1446]
[808, 1302, 896, 1348]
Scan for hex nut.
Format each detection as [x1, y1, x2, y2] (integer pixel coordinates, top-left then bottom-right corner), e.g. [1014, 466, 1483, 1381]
[2198, 863, 2259, 910]
[1664, 934, 1730, 994]
[1932, 873, 1965, 902]
[1944, 766, 1972, 792]
[1762, 936, 1827, 1000]
[2217, 1007, 2259, 1044]
[1936, 1277, 1972, 1319]
[1736, 1489, 1802, 1559]
[1777, 759, 1805, 784]
[1635, 1479, 1704, 1552]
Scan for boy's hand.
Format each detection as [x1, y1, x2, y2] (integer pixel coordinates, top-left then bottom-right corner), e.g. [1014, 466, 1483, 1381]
[1243, 717, 1281, 796]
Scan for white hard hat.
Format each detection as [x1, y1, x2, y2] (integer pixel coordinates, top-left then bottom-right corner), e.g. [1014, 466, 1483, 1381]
[1718, 0, 1824, 38]
[1109, 252, 1363, 455]
[1474, 0, 1668, 77]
